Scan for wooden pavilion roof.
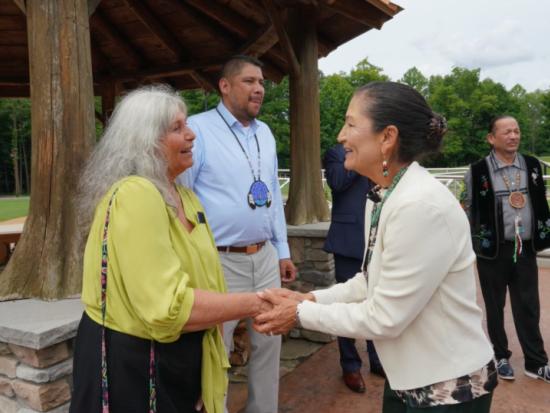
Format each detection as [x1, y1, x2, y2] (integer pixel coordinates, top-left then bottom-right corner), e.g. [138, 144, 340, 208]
[0, 0, 401, 97]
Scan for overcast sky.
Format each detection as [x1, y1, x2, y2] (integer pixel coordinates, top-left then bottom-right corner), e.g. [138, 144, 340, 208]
[319, 0, 550, 92]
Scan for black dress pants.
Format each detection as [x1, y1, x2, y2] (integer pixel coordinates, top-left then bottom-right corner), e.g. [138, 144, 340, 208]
[476, 243, 548, 371]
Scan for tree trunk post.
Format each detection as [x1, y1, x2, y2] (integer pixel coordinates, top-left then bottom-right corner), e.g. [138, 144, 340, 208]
[285, 5, 330, 225]
[0, 0, 95, 300]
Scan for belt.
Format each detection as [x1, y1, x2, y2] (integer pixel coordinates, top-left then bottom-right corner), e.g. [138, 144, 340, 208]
[217, 241, 266, 255]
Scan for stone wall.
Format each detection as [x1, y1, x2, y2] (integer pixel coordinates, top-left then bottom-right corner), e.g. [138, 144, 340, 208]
[287, 222, 334, 289]
[286, 222, 335, 343]
[0, 299, 82, 413]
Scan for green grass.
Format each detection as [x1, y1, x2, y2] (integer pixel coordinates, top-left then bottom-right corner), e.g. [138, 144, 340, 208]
[0, 197, 30, 221]
[539, 155, 550, 163]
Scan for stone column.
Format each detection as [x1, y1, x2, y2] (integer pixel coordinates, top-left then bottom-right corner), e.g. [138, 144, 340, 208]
[0, 299, 82, 412]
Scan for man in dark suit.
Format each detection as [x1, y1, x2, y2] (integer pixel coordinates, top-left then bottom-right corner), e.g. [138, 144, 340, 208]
[323, 143, 384, 393]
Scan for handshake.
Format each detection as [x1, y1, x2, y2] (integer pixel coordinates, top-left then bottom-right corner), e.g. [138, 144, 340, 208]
[252, 288, 315, 336]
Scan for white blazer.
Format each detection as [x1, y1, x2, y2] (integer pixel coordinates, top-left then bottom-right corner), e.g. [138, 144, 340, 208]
[298, 162, 493, 390]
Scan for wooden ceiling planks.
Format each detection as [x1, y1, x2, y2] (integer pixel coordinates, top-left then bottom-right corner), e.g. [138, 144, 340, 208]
[0, 0, 401, 96]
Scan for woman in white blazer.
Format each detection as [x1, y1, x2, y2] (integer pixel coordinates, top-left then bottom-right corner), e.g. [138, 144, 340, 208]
[254, 82, 497, 412]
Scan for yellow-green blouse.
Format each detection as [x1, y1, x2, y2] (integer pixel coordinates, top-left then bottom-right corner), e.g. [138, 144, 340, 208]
[81, 176, 229, 413]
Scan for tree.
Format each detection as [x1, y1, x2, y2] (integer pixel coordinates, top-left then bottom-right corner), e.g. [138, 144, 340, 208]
[348, 58, 389, 87]
[0, 0, 95, 300]
[260, 78, 291, 168]
[319, 73, 353, 156]
[0, 99, 31, 195]
[400, 67, 429, 97]
[537, 90, 550, 155]
[181, 89, 218, 116]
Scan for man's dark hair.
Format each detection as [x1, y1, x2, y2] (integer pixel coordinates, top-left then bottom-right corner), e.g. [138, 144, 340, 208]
[220, 55, 263, 80]
[488, 115, 516, 133]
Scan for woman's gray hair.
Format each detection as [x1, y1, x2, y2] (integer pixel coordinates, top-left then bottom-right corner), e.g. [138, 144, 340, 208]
[77, 84, 187, 236]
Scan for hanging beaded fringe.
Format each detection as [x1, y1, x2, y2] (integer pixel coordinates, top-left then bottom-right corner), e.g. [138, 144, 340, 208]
[513, 215, 523, 263]
[149, 341, 157, 413]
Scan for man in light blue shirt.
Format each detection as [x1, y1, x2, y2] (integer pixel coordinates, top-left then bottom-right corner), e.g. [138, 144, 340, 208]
[178, 55, 296, 413]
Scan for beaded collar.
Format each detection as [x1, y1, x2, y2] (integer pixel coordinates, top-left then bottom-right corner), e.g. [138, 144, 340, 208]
[362, 166, 409, 274]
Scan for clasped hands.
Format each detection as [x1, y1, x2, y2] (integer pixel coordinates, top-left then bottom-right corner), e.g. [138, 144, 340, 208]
[252, 288, 315, 336]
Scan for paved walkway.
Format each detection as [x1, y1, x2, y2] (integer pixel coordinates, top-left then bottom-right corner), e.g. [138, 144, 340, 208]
[228, 268, 550, 412]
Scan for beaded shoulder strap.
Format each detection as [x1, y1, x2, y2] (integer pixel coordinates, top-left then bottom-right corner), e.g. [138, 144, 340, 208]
[100, 189, 157, 413]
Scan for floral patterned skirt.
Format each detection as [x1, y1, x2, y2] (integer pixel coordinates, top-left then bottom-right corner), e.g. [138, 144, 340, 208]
[390, 359, 497, 409]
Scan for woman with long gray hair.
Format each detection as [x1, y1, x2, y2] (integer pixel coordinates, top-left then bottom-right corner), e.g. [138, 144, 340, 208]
[70, 85, 268, 413]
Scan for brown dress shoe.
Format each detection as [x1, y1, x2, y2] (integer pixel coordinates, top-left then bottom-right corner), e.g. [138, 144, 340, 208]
[343, 371, 366, 393]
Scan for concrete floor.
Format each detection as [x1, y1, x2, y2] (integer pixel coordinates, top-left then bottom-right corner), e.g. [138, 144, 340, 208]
[228, 267, 550, 413]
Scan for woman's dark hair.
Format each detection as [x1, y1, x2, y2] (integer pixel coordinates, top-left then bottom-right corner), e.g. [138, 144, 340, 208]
[354, 82, 447, 162]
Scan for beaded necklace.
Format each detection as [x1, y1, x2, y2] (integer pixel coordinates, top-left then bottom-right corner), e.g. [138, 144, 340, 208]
[362, 166, 409, 274]
[215, 108, 272, 209]
[489, 151, 525, 262]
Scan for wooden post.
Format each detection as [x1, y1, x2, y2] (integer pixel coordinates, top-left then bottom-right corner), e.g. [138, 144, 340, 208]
[285, 5, 330, 225]
[101, 80, 119, 124]
[0, 0, 95, 300]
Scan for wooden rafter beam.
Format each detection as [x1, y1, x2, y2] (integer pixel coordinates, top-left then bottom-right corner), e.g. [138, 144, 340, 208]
[122, 0, 184, 61]
[172, 0, 241, 47]
[184, 0, 250, 38]
[12, 0, 25, 15]
[317, 34, 337, 56]
[121, 0, 223, 92]
[88, 0, 102, 16]
[90, 40, 111, 72]
[365, 0, 402, 15]
[238, 24, 277, 57]
[0, 85, 29, 97]
[0, 78, 29, 87]
[259, 62, 287, 81]
[98, 58, 226, 83]
[91, 9, 143, 69]
[321, 0, 383, 29]
[275, 0, 319, 5]
[189, 72, 218, 92]
[261, 0, 300, 77]
[175, 0, 286, 79]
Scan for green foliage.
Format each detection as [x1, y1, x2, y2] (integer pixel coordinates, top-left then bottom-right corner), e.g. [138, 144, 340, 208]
[348, 58, 389, 87]
[537, 91, 550, 155]
[0, 197, 29, 221]
[319, 58, 389, 157]
[420, 68, 549, 167]
[0, 99, 31, 195]
[400, 67, 429, 97]
[259, 78, 290, 168]
[181, 89, 219, 116]
[319, 73, 354, 157]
